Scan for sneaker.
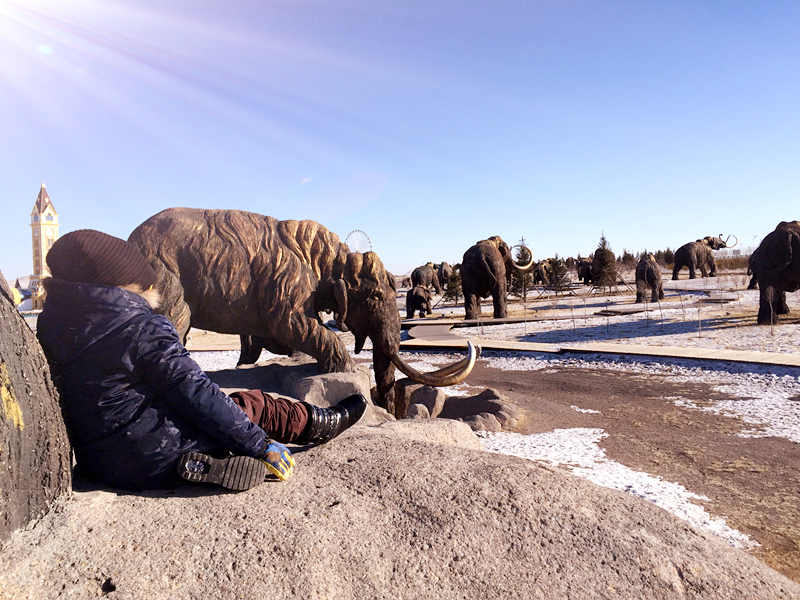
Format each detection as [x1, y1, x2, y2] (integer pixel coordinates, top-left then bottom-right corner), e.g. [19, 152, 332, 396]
[177, 452, 267, 491]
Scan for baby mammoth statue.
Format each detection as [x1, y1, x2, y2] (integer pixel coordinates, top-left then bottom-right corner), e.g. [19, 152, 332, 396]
[635, 254, 664, 303]
[406, 285, 432, 319]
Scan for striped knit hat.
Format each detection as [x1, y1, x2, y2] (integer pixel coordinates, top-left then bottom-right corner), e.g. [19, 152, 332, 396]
[47, 229, 157, 290]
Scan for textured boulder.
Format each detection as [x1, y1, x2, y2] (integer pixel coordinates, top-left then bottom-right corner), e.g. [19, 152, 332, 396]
[0, 270, 14, 305]
[0, 284, 71, 540]
[0, 421, 798, 599]
[440, 388, 524, 431]
[395, 379, 446, 418]
[405, 403, 431, 419]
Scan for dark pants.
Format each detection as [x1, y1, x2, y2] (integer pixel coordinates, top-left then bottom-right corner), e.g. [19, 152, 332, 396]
[229, 390, 309, 443]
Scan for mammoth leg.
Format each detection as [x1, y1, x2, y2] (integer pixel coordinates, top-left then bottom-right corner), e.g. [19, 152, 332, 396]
[492, 281, 508, 319]
[238, 336, 263, 365]
[462, 277, 482, 319]
[658, 282, 665, 300]
[372, 346, 398, 416]
[635, 279, 645, 303]
[776, 290, 790, 315]
[671, 265, 681, 281]
[270, 307, 355, 373]
[758, 285, 783, 325]
[151, 259, 192, 342]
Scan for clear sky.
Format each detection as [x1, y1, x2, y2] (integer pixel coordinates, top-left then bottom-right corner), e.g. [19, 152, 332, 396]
[2, 0, 799, 280]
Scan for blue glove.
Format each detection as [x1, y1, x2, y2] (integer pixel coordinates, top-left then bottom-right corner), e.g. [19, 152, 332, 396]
[258, 441, 295, 481]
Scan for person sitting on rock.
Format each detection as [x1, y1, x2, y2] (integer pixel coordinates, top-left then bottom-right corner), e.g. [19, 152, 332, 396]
[36, 229, 367, 491]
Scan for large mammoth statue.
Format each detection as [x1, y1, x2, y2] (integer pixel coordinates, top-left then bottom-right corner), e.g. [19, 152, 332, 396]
[128, 208, 477, 415]
[460, 236, 534, 319]
[751, 221, 800, 325]
[406, 285, 432, 319]
[671, 234, 737, 280]
[635, 253, 664, 303]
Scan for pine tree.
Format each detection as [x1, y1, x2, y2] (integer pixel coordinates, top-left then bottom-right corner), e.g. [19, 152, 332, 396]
[443, 265, 462, 305]
[510, 237, 533, 300]
[592, 233, 618, 289]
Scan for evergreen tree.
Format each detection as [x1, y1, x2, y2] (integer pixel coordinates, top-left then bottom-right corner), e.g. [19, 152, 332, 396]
[592, 233, 618, 289]
[510, 237, 533, 300]
[549, 253, 571, 293]
[443, 265, 462, 305]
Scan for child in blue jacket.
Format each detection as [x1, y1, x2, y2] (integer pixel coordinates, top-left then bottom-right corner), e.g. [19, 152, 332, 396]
[37, 230, 366, 491]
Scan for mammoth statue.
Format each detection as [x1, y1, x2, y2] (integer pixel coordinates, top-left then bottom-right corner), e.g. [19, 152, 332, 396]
[128, 208, 477, 415]
[751, 221, 800, 325]
[460, 236, 534, 320]
[635, 254, 664, 303]
[406, 285, 432, 319]
[411, 263, 446, 294]
[671, 234, 737, 280]
[576, 259, 593, 286]
[437, 261, 453, 290]
[746, 248, 760, 290]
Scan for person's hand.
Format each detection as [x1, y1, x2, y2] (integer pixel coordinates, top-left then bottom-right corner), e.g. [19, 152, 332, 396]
[258, 441, 295, 481]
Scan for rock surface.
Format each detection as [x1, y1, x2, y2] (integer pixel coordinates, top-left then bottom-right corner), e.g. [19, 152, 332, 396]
[1, 419, 798, 600]
[0, 286, 71, 541]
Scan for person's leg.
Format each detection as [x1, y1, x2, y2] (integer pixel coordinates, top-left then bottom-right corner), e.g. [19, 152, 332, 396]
[230, 390, 369, 446]
[229, 390, 308, 443]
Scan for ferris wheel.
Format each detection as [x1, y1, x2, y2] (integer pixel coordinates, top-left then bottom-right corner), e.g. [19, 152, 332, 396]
[345, 229, 372, 253]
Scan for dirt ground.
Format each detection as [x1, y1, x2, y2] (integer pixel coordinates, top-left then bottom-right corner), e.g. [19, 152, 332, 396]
[457, 360, 800, 583]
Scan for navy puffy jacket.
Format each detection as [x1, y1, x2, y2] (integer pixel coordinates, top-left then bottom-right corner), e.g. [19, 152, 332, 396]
[37, 279, 268, 490]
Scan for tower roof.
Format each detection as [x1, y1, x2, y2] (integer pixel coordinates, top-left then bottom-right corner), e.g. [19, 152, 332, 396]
[33, 182, 56, 215]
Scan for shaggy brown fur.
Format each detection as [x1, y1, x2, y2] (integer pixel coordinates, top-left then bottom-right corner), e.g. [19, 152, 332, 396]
[129, 208, 402, 407]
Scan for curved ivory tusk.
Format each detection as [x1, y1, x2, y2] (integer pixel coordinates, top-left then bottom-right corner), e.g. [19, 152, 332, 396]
[724, 234, 738, 248]
[510, 245, 535, 271]
[389, 341, 479, 387]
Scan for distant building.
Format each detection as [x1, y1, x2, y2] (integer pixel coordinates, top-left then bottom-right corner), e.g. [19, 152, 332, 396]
[29, 183, 59, 310]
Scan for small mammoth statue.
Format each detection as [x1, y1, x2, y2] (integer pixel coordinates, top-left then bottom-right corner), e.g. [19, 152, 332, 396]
[406, 285, 432, 319]
[635, 254, 664, 303]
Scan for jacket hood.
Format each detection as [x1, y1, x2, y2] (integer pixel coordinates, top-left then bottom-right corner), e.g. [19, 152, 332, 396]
[38, 278, 155, 365]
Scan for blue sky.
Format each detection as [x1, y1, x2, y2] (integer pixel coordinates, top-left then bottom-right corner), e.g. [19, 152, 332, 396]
[2, 0, 799, 280]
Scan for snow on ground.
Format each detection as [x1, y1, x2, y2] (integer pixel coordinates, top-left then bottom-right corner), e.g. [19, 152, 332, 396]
[476, 428, 758, 549]
[192, 273, 800, 549]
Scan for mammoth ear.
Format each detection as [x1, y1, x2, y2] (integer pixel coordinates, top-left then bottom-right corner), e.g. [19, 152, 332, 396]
[334, 279, 349, 330]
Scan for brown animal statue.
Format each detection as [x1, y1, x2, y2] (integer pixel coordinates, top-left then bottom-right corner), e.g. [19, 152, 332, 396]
[129, 208, 477, 416]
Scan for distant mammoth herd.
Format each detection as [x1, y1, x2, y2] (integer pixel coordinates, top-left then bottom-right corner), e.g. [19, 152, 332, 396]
[124, 208, 800, 418]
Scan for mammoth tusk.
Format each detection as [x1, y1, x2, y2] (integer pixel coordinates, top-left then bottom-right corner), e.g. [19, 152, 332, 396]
[389, 341, 479, 387]
[510, 245, 535, 271]
[724, 234, 738, 248]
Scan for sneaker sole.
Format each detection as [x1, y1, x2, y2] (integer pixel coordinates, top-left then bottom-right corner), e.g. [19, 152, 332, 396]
[177, 453, 267, 491]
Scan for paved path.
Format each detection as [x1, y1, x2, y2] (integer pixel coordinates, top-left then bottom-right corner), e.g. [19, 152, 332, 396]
[400, 322, 800, 368]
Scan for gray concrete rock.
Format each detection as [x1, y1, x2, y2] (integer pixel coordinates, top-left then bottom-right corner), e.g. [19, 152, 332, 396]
[411, 386, 446, 418]
[0, 269, 14, 305]
[394, 379, 451, 418]
[0, 422, 797, 600]
[460, 412, 503, 432]
[440, 388, 523, 431]
[0, 287, 71, 541]
[405, 403, 430, 419]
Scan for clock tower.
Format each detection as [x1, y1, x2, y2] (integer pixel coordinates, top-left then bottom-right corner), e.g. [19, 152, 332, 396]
[30, 183, 59, 309]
